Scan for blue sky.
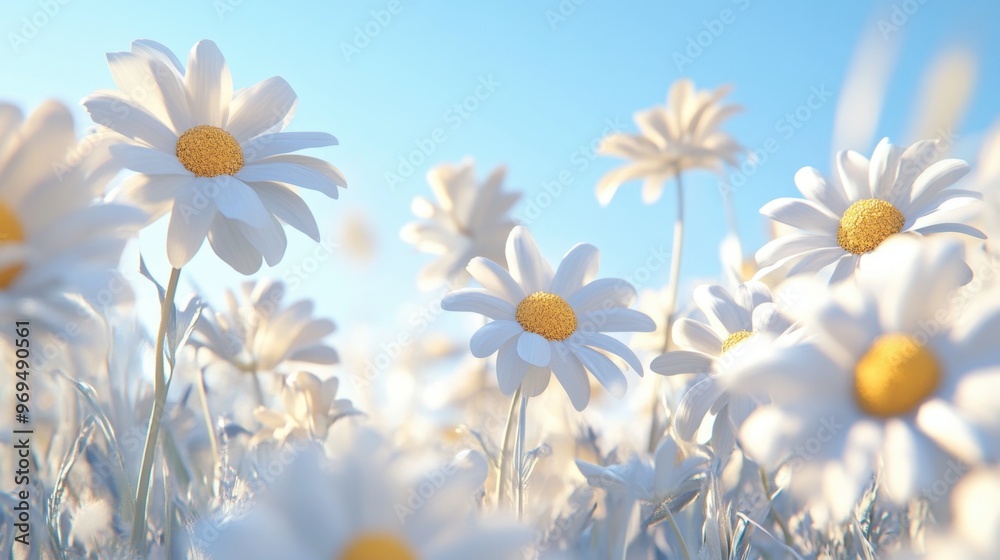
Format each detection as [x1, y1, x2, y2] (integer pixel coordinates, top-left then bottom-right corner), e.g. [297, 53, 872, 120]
[3, 0, 998, 351]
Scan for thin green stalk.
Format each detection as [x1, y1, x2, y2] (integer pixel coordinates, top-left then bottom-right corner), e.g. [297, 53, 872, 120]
[494, 386, 522, 510]
[648, 170, 685, 452]
[130, 267, 181, 553]
[515, 394, 528, 521]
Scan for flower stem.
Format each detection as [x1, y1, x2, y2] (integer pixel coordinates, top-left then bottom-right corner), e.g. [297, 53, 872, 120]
[515, 394, 528, 521]
[197, 366, 220, 491]
[131, 267, 181, 553]
[494, 386, 522, 510]
[648, 170, 685, 452]
[665, 505, 692, 560]
[759, 467, 792, 546]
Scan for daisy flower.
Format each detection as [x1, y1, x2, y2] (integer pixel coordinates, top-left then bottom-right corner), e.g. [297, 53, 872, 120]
[729, 236, 1000, 519]
[441, 226, 655, 411]
[401, 160, 520, 290]
[250, 371, 358, 446]
[596, 79, 743, 205]
[202, 430, 527, 560]
[83, 39, 345, 274]
[650, 282, 794, 451]
[0, 101, 143, 366]
[193, 279, 338, 377]
[756, 137, 983, 284]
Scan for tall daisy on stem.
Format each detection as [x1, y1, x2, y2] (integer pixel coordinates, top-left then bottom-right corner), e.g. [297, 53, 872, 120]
[442, 226, 654, 517]
[596, 79, 744, 450]
[83, 39, 344, 553]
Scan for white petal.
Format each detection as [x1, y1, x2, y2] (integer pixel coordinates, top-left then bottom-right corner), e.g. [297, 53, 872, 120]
[550, 341, 590, 411]
[237, 159, 340, 198]
[237, 214, 287, 267]
[908, 159, 970, 211]
[185, 40, 232, 127]
[794, 166, 849, 215]
[582, 308, 656, 333]
[828, 253, 858, 284]
[469, 320, 522, 358]
[836, 148, 871, 201]
[550, 243, 600, 297]
[247, 181, 320, 241]
[226, 77, 297, 143]
[916, 399, 985, 464]
[166, 181, 216, 267]
[572, 345, 628, 398]
[495, 339, 529, 394]
[568, 277, 637, 313]
[505, 226, 552, 294]
[672, 318, 723, 355]
[82, 94, 177, 152]
[881, 419, 924, 504]
[759, 197, 839, 233]
[755, 234, 838, 268]
[109, 144, 188, 175]
[521, 366, 551, 397]
[206, 215, 262, 274]
[466, 257, 524, 304]
[441, 289, 516, 320]
[210, 176, 272, 228]
[242, 131, 338, 163]
[674, 376, 726, 440]
[693, 284, 747, 334]
[650, 350, 714, 376]
[516, 332, 551, 367]
[580, 332, 643, 375]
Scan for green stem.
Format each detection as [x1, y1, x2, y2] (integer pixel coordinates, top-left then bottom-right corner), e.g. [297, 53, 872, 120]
[130, 267, 181, 553]
[648, 170, 685, 452]
[515, 394, 528, 521]
[494, 386, 522, 510]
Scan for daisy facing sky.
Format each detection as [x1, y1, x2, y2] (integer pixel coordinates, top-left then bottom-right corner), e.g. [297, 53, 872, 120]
[755, 138, 984, 284]
[442, 226, 655, 411]
[83, 39, 345, 274]
[728, 236, 1000, 520]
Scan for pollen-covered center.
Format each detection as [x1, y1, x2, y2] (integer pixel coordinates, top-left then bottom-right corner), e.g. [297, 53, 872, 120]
[853, 333, 941, 418]
[338, 533, 416, 560]
[721, 330, 752, 354]
[175, 125, 244, 177]
[516, 291, 577, 341]
[836, 198, 905, 255]
[0, 201, 25, 289]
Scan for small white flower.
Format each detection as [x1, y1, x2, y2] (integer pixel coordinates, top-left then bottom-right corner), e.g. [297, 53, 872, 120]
[650, 282, 794, 452]
[84, 39, 345, 274]
[442, 226, 655, 411]
[729, 236, 1000, 520]
[756, 137, 983, 284]
[401, 159, 519, 290]
[596, 79, 743, 205]
[251, 371, 358, 446]
[193, 279, 338, 375]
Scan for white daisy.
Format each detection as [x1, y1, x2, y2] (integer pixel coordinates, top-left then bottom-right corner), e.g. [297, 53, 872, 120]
[441, 226, 655, 411]
[401, 160, 520, 290]
[755, 137, 983, 284]
[250, 371, 358, 446]
[202, 430, 527, 560]
[596, 79, 743, 205]
[729, 236, 1000, 520]
[650, 282, 794, 453]
[0, 101, 143, 367]
[83, 39, 345, 274]
[193, 279, 338, 378]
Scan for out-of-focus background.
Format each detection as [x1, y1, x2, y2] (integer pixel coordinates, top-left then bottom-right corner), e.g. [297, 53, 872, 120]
[3, 0, 997, 381]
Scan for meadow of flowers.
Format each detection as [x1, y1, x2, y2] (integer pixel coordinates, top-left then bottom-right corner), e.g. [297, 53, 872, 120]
[1, 17, 999, 560]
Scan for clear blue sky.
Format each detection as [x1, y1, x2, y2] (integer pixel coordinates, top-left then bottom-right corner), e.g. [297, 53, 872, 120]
[3, 0, 998, 352]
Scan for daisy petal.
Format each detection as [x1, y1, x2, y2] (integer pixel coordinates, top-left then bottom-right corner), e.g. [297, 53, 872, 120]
[581, 307, 655, 333]
[470, 320, 522, 358]
[441, 289, 516, 320]
[210, 176, 271, 228]
[550, 341, 590, 411]
[674, 376, 726, 440]
[521, 366, 552, 397]
[207, 215, 263, 274]
[759, 198, 838, 233]
[916, 399, 985, 464]
[109, 144, 188, 175]
[567, 277, 637, 313]
[650, 350, 714, 376]
[573, 345, 628, 398]
[693, 284, 747, 334]
[496, 339, 529, 394]
[581, 332, 643, 375]
[242, 131, 339, 163]
[672, 318, 723, 355]
[505, 226, 552, 294]
[517, 332, 551, 367]
[467, 257, 524, 304]
[837, 148, 871, 200]
[82, 94, 178, 152]
[185, 40, 232, 127]
[248, 182, 321, 241]
[550, 243, 600, 297]
[227, 76, 297, 143]
[909, 159, 970, 211]
[794, 166, 849, 215]
[166, 181, 216, 267]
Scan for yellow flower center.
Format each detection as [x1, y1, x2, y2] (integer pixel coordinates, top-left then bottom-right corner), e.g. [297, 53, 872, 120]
[721, 330, 752, 354]
[175, 125, 244, 177]
[338, 533, 417, 560]
[516, 291, 577, 341]
[836, 198, 905, 255]
[0, 201, 25, 289]
[853, 333, 941, 418]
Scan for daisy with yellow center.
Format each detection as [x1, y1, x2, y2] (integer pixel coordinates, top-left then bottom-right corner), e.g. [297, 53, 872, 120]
[83, 39, 346, 274]
[731, 236, 999, 520]
[651, 282, 793, 447]
[442, 226, 655, 411]
[756, 137, 983, 284]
